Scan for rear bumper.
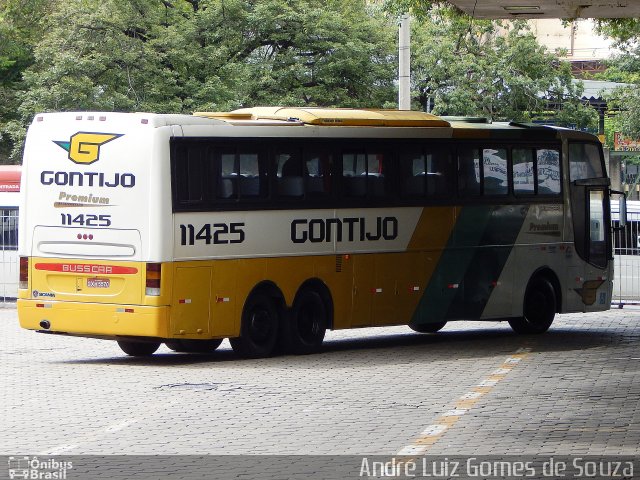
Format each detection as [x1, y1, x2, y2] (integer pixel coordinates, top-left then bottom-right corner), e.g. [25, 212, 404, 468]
[17, 299, 170, 339]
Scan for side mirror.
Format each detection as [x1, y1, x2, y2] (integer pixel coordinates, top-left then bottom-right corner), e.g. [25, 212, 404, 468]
[611, 190, 627, 228]
[619, 195, 628, 228]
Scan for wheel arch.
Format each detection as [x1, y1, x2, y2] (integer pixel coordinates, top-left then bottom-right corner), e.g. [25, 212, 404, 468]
[528, 267, 562, 313]
[245, 281, 286, 316]
[295, 278, 334, 330]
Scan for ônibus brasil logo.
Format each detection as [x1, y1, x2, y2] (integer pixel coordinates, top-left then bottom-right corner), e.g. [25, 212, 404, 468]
[53, 132, 122, 165]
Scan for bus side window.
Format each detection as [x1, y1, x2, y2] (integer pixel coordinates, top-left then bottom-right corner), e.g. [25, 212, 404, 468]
[401, 148, 452, 199]
[176, 145, 207, 204]
[537, 148, 561, 195]
[426, 149, 452, 197]
[304, 150, 332, 198]
[276, 152, 304, 197]
[458, 147, 481, 197]
[367, 153, 386, 197]
[342, 152, 387, 198]
[483, 148, 508, 196]
[343, 153, 367, 197]
[400, 150, 426, 197]
[217, 153, 237, 199]
[513, 148, 535, 195]
[239, 153, 261, 197]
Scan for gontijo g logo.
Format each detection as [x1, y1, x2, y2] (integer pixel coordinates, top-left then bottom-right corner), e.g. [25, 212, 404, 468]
[54, 132, 122, 165]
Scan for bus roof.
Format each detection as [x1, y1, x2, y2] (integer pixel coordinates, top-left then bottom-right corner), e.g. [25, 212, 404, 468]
[193, 107, 598, 142]
[195, 107, 451, 128]
[29, 109, 599, 143]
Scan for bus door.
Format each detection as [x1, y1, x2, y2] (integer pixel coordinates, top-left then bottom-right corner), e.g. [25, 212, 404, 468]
[569, 184, 611, 310]
[568, 141, 612, 310]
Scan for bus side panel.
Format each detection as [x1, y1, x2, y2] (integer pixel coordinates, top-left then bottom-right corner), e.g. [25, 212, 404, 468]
[410, 204, 530, 326]
[170, 263, 212, 335]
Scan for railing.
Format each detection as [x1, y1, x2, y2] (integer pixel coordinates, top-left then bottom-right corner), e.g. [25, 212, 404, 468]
[0, 207, 19, 302]
[613, 216, 640, 306]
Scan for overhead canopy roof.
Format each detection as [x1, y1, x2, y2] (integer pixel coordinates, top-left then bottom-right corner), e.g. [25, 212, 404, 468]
[448, 1, 640, 19]
[578, 80, 633, 101]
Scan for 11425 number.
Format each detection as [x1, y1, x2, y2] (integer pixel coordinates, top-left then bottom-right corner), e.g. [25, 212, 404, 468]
[61, 213, 111, 227]
[180, 223, 245, 245]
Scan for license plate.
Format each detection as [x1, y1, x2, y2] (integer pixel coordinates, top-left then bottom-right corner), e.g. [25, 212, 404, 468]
[87, 278, 110, 288]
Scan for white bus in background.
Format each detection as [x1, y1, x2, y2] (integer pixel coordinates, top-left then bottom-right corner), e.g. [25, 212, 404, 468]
[0, 165, 20, 301]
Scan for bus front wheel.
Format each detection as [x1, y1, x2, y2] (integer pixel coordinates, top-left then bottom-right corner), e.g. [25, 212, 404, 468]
[509, 277, 556, 334]
[230, 293, 280, 358]
[284, 289, 327, 354]
[117, 340, 161, 357]
[165, 339, 223, 353]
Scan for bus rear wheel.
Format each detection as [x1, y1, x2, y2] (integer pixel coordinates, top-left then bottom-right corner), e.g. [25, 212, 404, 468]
[409, 321, 447, 333]
[509, 277, 556, 334]
[117, 340, 161, 357]
[284, 289, 327, 354]
[230, 293, 280, 358]
[165, 339, 223, 353]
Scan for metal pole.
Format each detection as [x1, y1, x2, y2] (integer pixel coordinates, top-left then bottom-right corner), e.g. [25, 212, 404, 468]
[399, 14, 411, 110]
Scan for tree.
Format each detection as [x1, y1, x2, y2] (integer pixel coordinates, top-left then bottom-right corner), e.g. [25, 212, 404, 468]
[231, 0, 397, 107]
[2, 0, 397, 162]
[597, 19, 640, 138]
[409, 6, 596, 127]
[0, 0, 52, 162]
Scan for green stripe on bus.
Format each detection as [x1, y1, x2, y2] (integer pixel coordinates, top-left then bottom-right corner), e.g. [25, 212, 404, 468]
[410, 205, 530, 325]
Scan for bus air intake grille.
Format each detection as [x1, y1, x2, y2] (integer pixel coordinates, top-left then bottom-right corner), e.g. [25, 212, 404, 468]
[335, 256, 343, 273]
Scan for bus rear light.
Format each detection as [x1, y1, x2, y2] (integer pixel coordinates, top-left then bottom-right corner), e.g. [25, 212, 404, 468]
[146, 263, 161, 296]
[19, 257, 28, 289]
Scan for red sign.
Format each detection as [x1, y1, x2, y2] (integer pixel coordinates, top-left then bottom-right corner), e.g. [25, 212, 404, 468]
[35, 263, 138, 275]
[0, 165, 21, 192]
[614, 132, 640, 152]
[0, 183, 19, 192]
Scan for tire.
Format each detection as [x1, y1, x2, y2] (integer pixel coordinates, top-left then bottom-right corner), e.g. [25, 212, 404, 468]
[117, 340, 161, 357]
[284, 290, 327, 354]
[230, 293, 280, 358]
[509, 277, 556, 334]
[409, 321, 447, 333]
[165, 339, 223, 353]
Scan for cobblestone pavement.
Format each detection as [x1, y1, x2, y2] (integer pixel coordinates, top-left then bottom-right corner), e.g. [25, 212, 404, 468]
[1, 305, 639, 458]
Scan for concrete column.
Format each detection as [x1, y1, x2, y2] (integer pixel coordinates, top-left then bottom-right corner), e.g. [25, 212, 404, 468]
[608, 149, 622, 192]
[398, 14, 411, 111]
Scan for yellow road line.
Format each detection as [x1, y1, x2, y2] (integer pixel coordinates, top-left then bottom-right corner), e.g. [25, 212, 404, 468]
[397, 347, 531, 456]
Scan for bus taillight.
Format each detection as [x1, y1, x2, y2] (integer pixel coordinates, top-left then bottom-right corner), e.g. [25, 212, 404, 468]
[145, 263, 161, 296]
[19, 257, 28, 290]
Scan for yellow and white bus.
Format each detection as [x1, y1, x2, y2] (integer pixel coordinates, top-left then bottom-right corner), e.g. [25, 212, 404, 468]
[18, 107, 616, 357]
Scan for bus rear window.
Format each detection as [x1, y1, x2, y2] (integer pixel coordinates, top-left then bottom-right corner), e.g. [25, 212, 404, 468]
[569, 143, 604, 181]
